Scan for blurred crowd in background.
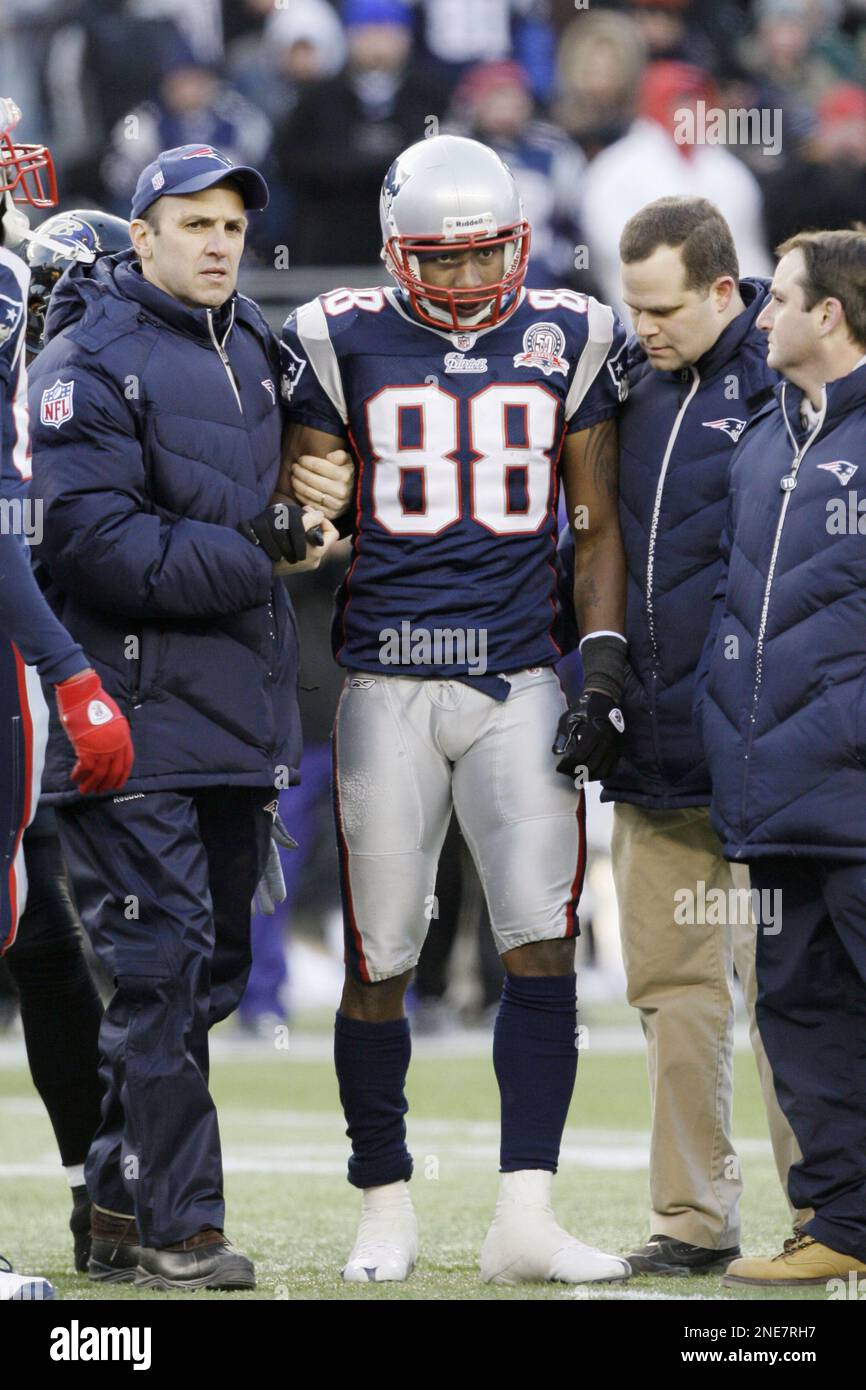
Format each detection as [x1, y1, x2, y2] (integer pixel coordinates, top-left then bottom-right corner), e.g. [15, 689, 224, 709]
[2, 0, 865, 288]
[0, 0, 864, 1035]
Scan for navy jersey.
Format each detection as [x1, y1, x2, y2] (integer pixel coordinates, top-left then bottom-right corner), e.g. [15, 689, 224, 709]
[0, 245, 84, 684]
[281, 285, 626, 685]
[0, 247, 30, 498]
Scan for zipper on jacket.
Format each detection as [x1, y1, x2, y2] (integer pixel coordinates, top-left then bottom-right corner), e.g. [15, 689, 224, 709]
[740, 382, 826, 819]
[644, 366, 701, 667]
[207, 304, 243, 414]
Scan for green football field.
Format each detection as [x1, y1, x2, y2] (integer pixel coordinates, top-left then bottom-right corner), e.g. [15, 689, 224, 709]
[0, 1001, 829, 1303]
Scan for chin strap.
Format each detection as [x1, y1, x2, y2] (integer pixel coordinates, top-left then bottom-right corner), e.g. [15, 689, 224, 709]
[0, 189, 30, 248]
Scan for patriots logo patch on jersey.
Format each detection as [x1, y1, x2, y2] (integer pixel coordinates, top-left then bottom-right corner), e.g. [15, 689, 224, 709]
[40, 378, 74, 429]
[280, 345, 307, 403]
[0, 293, 23, 352]
[701, 417, 747, 443]
[817, 460, 858, 485]
[513, 322, 568, 377]
[606, 338, 629, 402]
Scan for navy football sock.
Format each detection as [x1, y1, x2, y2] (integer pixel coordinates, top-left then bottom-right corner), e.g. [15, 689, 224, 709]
[493, 972, 578, 1173]
[334, 1012, 413, 1189]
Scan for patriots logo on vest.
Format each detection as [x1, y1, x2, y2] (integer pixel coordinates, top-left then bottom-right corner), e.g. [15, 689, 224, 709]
[817, 460, 858, 486]
[513, 322, 568, 377]
[40, 379, 75, 429]
[701, 417, 747, 443]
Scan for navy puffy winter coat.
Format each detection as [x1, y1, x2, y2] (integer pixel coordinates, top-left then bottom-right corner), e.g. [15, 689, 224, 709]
[700, 361, 866, 860]
[29, 250, 301, 801]
[559, 280, 776, 807]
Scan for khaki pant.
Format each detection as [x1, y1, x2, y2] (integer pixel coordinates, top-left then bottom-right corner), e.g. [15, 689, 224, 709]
[611, 803, 805, 1249]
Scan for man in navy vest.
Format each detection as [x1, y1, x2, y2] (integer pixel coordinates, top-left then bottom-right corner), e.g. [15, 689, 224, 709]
[700, 228, 866, 1286]
[560, 196, 800, 1276]
[28, 145, 347, 1291]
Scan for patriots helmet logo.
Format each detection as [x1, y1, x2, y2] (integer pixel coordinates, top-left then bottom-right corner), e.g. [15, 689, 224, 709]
[381, 158, 409, 234]
[817, 460, 858, 485]
[702, 417, 747, 443]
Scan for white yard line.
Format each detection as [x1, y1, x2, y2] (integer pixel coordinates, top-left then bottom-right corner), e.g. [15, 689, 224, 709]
[0, 1023, 756, 1069]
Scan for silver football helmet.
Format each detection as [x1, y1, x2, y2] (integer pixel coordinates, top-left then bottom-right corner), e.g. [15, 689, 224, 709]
[380, 134, 530, 330]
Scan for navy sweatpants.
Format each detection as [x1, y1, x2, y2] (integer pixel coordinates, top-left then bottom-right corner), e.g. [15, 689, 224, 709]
[750, 857, 866, 1260]
[56, 787, 272, 1248]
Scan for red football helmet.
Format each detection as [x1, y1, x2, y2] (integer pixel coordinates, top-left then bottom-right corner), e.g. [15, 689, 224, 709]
[0, 98, 57, 208]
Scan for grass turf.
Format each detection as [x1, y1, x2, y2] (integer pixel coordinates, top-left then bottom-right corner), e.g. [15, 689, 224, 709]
[0, 1003, 827, 1302]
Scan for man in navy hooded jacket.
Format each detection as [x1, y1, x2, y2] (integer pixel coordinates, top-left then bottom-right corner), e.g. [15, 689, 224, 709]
[700, 229, 866, 1287]
[559, 197, 800, 1276]
[27, 146, 344, 1291]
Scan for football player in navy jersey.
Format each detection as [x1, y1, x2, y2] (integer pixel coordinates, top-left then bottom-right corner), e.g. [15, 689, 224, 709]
[279, 134, 631, 1285]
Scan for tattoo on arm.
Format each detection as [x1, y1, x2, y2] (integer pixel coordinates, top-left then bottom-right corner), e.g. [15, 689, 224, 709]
[574, 572, 601, 611]
[583, 418, 619, 500]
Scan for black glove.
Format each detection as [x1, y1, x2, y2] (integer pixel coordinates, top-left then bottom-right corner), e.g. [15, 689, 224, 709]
[238, 503, 311, 564]
[553, 690, 625, 783]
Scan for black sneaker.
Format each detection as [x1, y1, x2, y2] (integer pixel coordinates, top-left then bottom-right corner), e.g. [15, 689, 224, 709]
[625, 1234, 741, 1276]
[88, 1209, 142, 1284]
[134, 1229, 255, 1291]
[70, 1184, 91, 1273]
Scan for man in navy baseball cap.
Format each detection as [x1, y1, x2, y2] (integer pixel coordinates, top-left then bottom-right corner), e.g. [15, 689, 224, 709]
[131, 143, 269, 222]
[129, 143, 269, 310]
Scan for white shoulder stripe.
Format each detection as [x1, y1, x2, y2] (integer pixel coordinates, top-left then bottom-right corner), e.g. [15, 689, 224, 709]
[564, 296, 616, 422]
[291, 298, 348, 425]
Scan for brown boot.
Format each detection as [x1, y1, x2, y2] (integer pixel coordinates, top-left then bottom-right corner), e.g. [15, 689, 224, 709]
[88, 1207, 142, 1284]
[724, 1232, 866, 1287]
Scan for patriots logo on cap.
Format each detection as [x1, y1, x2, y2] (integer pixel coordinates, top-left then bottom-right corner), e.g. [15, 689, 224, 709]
[181, 146, 232, 164]
[817, 460, 858, 485]
[702, 417, 747, 443]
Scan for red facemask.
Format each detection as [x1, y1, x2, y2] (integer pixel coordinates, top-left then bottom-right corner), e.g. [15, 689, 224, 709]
[0, 131, 58, 208]
[385, 220, 531, 330]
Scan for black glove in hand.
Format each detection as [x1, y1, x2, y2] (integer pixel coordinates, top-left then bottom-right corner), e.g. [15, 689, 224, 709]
[553, 690, 625, 783]
[238, 503, 309, 564]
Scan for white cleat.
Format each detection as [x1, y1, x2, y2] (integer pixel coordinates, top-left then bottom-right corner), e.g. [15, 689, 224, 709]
[342, 1181, 418, 1284]
[0, 1256, 56, 1300]
[480, 1171, 631, 1286]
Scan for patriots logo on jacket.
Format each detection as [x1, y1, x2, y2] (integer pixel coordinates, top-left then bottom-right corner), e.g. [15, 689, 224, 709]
[40, 379, 74, 429]
[817, 460, 858, 485]
[702, 417, 747, 443]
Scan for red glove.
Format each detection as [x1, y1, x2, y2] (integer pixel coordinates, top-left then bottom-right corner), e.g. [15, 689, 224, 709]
[55, 669, 134, 795]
